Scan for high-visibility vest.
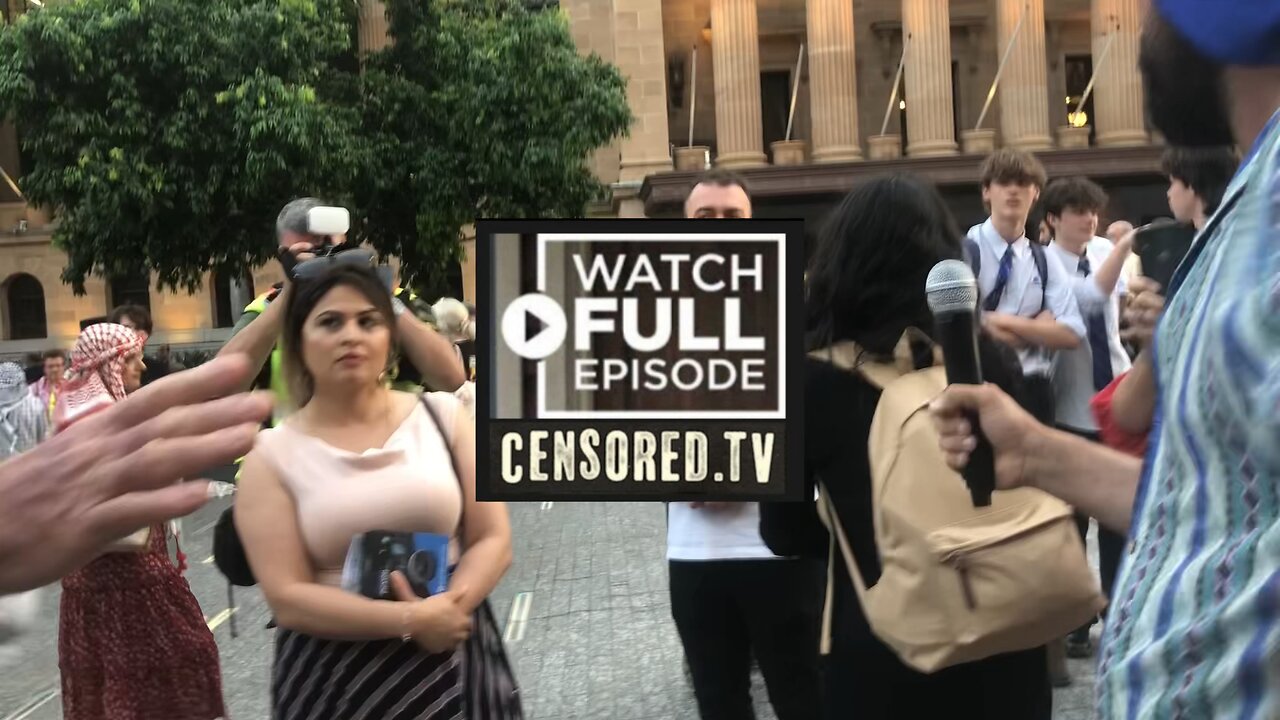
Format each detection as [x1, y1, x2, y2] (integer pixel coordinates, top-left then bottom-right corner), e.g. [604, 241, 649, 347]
[242, 292, 287, 428]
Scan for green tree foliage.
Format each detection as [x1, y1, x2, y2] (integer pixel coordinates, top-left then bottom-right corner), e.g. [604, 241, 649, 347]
[351, 0, 632, 288]
[0, 0, 359, 292]
[0, 0, 632, 294]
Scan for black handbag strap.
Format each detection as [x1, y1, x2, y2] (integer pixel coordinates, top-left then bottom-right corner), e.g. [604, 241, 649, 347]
[419, 393, 523, 716]
[418, 393, 467, 539]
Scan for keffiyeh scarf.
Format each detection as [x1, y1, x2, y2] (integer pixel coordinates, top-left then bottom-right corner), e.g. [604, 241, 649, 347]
[54, 323, 143, 432]
[0, 362, 44, 458]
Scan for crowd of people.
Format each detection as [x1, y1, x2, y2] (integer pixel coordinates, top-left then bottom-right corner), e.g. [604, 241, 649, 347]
[672, 2, 1277, 719]
[0, 0, 1277, 719]
[0, 198, 496, 719]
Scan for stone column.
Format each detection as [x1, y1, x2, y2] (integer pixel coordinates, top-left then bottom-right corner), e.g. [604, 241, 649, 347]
[996, 0, 1052, 151]
[806, 0, 862, 162]
[614, 0, 674, 181]
[902, 0, 958, 157]
[358, 0, 390, 55]
[228, 277, 252, 323]
[1091, 0, 1148, 146]
[561, 0, 621, 186]
[710, 0, 767, 168]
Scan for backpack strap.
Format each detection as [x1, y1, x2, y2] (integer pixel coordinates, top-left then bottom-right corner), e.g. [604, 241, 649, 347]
[964, 237, 982, 279]
[809, 329, 942, 390]
[1030, 242, 1050, 314]
[809, 327, 942, 656]
[815, 481, 872, 655]
[969, 234, 1050, 313]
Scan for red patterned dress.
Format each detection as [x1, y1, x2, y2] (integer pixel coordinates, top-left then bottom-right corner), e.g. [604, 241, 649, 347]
[55, 323, 226, 720]
[58, 525, 227, 720]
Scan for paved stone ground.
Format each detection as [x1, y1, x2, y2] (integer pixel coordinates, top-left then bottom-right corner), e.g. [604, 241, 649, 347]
[0, 495, 1102, 720]
[489, 502, 1101, 720]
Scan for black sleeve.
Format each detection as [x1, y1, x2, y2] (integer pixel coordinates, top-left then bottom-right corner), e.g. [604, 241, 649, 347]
[759, 358, 846, 561]
[978, 333, 1029, 406]
[759, 475, 828, 561]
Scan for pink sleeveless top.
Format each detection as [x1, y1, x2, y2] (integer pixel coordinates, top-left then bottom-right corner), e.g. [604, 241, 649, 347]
[253, 393, 464, 587]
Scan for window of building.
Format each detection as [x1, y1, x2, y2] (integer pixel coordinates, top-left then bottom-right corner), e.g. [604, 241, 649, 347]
[211, 272, 255, 328]
[898, 72, 908, 148]
[1064, 54, 1096, 145]
[952, 60, 961, 140]
[760, 69, 792, 163]
[108, 273, 152, 312]
[898, 62, 963, 149]
[5, 273, 47, 340]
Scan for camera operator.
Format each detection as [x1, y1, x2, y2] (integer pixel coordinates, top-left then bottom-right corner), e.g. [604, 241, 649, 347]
[219, 198, 465, 418]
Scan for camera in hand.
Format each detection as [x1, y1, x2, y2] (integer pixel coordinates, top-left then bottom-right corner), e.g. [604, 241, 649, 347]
[1132, 219, 1195, 291]
[348, 531, 450, 600]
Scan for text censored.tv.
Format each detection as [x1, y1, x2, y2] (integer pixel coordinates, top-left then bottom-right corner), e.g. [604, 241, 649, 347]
[475, 219, 804, 502]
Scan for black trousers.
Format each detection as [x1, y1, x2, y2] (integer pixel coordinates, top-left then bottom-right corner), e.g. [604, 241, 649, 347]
[1023, 374, 1057, 426]
[1058, 426, 1127, 626]
[821, 643, 1052, 720]
[669, 559, 824, 720]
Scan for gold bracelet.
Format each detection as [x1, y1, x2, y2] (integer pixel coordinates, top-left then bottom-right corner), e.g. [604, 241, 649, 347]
[400, 607, 414, 643]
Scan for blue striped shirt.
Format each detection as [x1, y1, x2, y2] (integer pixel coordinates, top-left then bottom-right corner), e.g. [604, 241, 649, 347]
[1097, 110, 1280, 719]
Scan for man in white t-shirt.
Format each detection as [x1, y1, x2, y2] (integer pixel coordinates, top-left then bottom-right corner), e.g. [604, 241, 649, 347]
[667, 170, 822, 720]
[965, 149, 1086, 425]
[1041, 177, 1134, 663]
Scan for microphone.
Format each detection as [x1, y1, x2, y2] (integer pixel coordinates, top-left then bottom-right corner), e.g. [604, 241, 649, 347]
[926, 260, 997, 508]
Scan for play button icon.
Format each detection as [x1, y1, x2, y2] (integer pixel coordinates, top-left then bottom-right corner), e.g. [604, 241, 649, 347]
[501, 293, 567, 360]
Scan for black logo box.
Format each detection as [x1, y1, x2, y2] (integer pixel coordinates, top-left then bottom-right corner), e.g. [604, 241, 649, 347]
[475, 219, 806, 503]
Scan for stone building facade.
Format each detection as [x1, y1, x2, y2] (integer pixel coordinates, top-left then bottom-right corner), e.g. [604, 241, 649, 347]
[0, 0, 1165, 357]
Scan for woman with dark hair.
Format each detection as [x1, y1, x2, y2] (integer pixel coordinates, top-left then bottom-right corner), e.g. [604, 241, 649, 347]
[235, 264, 518, 719]
[761, 175, 1051, 719]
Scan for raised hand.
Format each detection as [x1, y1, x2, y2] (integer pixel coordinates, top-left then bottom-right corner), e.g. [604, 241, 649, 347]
[0, 354, 271, 594]
[1123, 276, 1166, 347]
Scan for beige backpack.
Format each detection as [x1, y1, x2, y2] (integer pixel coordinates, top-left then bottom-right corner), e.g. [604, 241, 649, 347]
[812, 333, 1105, 674]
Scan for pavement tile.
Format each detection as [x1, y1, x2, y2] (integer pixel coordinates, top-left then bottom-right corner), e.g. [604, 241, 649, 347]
[485, 502, 1103, 719]
[0, 497, 1102, 720]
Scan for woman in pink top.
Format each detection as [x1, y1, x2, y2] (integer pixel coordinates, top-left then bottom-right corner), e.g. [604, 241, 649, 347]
[235, 264, 516, 719]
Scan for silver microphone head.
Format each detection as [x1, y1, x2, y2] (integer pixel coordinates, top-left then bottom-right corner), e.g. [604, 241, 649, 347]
[925, 259, 979, 315]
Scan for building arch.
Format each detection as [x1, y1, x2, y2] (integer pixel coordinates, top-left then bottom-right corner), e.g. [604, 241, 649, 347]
[3, 272, 48, 340]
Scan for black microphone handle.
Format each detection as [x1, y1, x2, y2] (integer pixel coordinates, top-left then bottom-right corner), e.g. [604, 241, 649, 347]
[934, 311, 997, 507]
[963, 423, 997, 507]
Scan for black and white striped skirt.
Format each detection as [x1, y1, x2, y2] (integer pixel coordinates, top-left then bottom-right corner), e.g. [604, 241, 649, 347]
[271, 600, 522, 720]
[272, 629, 464, 720]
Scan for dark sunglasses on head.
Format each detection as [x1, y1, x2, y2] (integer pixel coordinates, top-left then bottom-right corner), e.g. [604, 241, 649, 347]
[290, 247, 378, 282]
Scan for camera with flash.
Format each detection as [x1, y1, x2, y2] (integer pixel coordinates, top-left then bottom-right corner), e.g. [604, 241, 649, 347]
[306, 206, 351, 255]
